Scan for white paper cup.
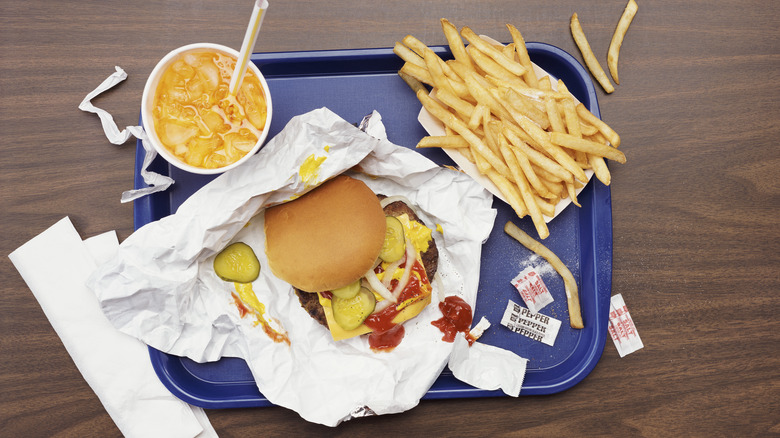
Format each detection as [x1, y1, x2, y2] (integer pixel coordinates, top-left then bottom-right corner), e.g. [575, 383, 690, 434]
[141, 43, 273, 175]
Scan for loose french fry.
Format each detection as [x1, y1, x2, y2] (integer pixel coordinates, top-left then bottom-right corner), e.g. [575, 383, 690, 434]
[575, 103, 621, 147]
[570, 13, 615, 93]
[504, 221, 584, 329]
[461, 26, 527, 77]
[550, 132, 627, 163]
[506, 24, 539, 88]
[416, 89, 511, 177]
[417, 135, 470, 148]
[608, 0, 639, 84]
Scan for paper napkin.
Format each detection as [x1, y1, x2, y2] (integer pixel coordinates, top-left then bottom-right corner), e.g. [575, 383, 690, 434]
[9, 217, 216, 438]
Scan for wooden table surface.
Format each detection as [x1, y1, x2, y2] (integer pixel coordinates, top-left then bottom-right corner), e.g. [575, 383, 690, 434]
[2, 0, 779, 436]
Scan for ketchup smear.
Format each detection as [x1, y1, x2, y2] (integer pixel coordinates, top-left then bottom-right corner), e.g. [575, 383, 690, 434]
[363, 259, 429, 352]
[431, 295, 475, 345]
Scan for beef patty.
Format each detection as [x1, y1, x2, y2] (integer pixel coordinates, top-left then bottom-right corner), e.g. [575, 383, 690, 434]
[295, 199, 439, 327]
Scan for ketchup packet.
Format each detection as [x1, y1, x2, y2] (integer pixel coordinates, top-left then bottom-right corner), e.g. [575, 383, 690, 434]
[500, 300, 561, 346]
[510, 266, 554, 314]
[608, 294, 643, 357]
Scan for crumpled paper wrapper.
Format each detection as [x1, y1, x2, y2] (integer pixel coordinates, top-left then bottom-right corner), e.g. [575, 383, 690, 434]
[88, 107, 502, 426]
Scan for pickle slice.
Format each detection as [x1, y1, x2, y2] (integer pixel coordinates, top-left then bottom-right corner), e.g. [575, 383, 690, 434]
[332, 287, 376, 331]
[380, 216, 405, 263]
[213, 242, 261, 283]
[331, 280, 361, 299]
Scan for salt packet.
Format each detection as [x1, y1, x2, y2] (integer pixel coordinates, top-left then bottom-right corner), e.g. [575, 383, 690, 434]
[510, 266, 554, 314]
[608, 294, 643, 357]
[500, 300, 561, 346]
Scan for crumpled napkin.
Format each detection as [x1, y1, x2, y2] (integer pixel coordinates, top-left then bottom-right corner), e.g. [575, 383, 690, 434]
[9, 217, 216, 438]
[78, 66, 174, 203]
[87, 107, 529, 426]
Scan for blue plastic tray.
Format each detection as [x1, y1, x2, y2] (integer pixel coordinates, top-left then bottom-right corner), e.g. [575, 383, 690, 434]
[134, 43, 613, 408]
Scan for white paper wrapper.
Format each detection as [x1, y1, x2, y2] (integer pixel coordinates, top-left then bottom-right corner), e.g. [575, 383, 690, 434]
[88, 107, 501, 426]
[417, 36, 595, 222]
[78, 67, 175, 203]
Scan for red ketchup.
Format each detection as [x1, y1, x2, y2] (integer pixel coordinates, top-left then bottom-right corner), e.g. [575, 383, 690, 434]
[431, 296, 474, 345]
[363, 259, 430, 352]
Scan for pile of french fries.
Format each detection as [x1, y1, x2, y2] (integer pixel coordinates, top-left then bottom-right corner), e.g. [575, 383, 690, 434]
[394, 19, 625, 239]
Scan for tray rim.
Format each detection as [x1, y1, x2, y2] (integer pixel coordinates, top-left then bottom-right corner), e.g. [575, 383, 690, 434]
[135, 41, 612, 408]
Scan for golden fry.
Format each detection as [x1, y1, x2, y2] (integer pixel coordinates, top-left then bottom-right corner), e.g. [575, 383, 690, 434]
[417, 135, 470, 148]
[441, 18, 473, 69]
[608, 0, 639, 84]
[500, 139, 549, 238]
[506, 24, 539, 88]
[397, 69, 426, 94]
[550, 132, 627, 163]
[460, 26, 527, 77]
[416, 89, 511, 177]
[394, 42, 425, 69]
[570, 13, 615, 93]
[504, 221, 584, 329]
[576, 103, 621, 147]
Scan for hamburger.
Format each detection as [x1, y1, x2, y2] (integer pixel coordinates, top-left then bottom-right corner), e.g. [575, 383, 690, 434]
[264, 175, 438, 349]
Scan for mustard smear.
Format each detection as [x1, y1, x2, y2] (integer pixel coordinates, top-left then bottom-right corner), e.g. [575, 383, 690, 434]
[300, 153, 327, 186]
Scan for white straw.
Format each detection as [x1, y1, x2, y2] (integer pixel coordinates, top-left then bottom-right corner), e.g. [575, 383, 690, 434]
[229, 0, 269, 96]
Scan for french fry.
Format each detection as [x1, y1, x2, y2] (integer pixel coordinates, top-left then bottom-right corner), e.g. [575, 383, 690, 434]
[504, 222, 584, 329]
[500, 138, 549, 238]
[506, 24, 539, 88]
[589, 154, 611, 185]
[397, 69, 426, 95]
[503, 127, 573, 183]
[486, 169, 528, 219]
[399, 62, 434, 87]
[570, 13, 615, 94]
[416, 89, 512, 177]
[608, 0, 639, 84]
[441, 18, 473, 69]
[417, 135, 470, 148]
[393, 42, 425, 69]
[461, 26, 527, 77]
[576, 103, 621, 147]
[396, 21, 626, 240]
[550, 132, 627, 163]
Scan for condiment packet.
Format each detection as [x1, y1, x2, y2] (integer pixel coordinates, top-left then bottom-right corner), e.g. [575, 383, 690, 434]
[88, 108, 501, 426]
[8, 217, 215, 438]
[511, 266, 554, 314]
[78, 66, 174, 203]
[608, 294, 643, 357]
[500, 300, 562, 346]
[448, 336, 528, 397]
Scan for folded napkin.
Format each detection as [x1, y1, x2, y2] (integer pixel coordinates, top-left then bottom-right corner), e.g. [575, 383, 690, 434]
[9, 217, 216, 438]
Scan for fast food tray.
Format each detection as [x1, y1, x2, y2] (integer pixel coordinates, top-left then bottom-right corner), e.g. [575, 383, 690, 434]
[134, 43, 613, 408]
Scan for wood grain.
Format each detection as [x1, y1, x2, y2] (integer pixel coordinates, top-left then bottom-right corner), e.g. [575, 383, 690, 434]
[2, 0, 779, 436]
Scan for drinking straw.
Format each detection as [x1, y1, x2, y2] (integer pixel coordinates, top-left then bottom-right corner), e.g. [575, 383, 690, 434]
[229, 0, 269, 96]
